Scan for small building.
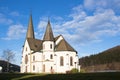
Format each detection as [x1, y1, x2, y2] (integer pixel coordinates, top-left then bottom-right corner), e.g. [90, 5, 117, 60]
[21, 14, 80, 73]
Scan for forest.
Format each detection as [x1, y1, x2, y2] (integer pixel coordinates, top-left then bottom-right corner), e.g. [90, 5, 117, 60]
[79, 45, 120, 67]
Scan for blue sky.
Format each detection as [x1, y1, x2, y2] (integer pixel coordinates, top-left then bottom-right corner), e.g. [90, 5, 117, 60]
[0, 0, 120, 65]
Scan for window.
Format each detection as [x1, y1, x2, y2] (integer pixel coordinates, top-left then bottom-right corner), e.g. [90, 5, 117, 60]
[50, 54, 53, 59]
[60, 56, 64, 66]
[50, 44, 52, 49]
[33, 65, 35, 71]
[33, 55, 35, 61]
[70, 57, 73, 66]
[25, 66, 27, 72]
[25, 55, 28, 64]
[26, 47, 27, 51]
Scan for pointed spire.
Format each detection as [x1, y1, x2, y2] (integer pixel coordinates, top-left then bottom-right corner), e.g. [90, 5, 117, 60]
[26, 14, 35, 39]
[43, 20, 54, 41]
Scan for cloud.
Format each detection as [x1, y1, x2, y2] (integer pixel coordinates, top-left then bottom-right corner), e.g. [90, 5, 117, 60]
[10, 11, 20, 16]
[2, 24, 26, 40]
[0, 13, 13, 25]
[65, 9, 120, 44]
[37, 2, 120, 47]
[84, 0, 120, 14]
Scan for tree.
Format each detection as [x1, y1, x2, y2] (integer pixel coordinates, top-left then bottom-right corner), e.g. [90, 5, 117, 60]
[2, 49, 15, 72]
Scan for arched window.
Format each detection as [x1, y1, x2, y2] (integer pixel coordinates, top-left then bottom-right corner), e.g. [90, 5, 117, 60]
[25, 55, 28, 64]
[33, 55, 35, 61]
[33, 65, 35, 71]
[60, 56, 64, 66]
[70, 56, 73, 66]
[50, 44, 52, 49]
[50, 54, 53, 59]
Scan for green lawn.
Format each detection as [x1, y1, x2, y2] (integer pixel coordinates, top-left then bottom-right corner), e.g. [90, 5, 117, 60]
[0, 72, 120, 80]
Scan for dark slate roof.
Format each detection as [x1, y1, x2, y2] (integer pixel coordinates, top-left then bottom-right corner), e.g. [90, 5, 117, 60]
[27, 38, 42, 52]
[43, 20, 54, 41]
[55, 37, 76, 52]
[26, 14, 35, 39]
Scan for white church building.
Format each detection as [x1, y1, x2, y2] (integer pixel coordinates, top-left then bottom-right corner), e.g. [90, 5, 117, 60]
[21, 15, 80, 73]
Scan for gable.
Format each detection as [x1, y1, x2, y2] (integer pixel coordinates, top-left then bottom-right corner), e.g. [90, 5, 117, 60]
[55, 37, 76, 52]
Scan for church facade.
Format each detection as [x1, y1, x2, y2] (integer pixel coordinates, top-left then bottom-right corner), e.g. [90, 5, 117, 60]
[21, 15, 80, 73]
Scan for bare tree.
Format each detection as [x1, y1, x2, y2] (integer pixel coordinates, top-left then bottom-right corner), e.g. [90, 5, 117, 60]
[2, 49, 15, 72]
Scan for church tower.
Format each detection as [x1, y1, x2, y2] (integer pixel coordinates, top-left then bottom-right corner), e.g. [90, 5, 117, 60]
[21, 14, 35, 73]
[43, 20, 54, 59]
[42, 20, 55, 73]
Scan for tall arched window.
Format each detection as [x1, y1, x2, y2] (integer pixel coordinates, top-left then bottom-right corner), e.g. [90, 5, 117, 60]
[25, 55, 28, 64]
[60, 56, 64, 66]
[70, 56, 73, 66]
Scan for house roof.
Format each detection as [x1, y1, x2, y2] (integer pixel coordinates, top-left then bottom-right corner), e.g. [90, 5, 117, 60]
[27, 38, 42, 52]
[43, 20, 54, 41]
[55, 37, 76, 52]
[26, 14, 35, 39]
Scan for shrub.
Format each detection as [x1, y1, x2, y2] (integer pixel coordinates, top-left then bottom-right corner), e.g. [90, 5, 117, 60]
[70, 68, 79, 73]
[80, 69, 86, 73]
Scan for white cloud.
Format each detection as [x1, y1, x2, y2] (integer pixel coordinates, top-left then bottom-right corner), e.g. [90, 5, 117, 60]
[36, 1, 120, 47]
[2, 24, 26, 40]
[38, 20, 47, 29]
[65, 9, 120, 45]
[10, 11, 20, 16]
[84, 0, 120, 13]
[0, 13, 13, 25]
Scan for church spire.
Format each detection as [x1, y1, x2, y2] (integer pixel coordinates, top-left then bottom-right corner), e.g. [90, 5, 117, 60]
[26, 14, 35, 39]
[43, 20, 54, 41]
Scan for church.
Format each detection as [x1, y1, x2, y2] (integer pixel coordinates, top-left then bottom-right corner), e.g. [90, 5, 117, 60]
[21, 15, 80, 73]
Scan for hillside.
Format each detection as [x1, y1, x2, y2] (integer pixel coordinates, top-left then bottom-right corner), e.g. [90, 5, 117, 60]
[0, 60, 20, 72]
[79, 45, 120, 72]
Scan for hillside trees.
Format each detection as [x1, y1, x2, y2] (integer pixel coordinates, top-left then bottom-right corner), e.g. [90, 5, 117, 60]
[79, 46, 120, 67]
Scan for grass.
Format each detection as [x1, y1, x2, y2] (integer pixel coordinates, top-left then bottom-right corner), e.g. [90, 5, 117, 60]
[0, 72, 120, 80]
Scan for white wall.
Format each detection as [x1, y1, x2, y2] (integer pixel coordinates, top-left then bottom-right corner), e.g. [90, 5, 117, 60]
[54, 51, 78, 73]
[21, 40, 80, 73]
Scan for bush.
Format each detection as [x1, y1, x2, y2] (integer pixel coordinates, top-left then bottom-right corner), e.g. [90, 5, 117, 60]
[70, 68, 79, 73]
[80, 69, 86, 73]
